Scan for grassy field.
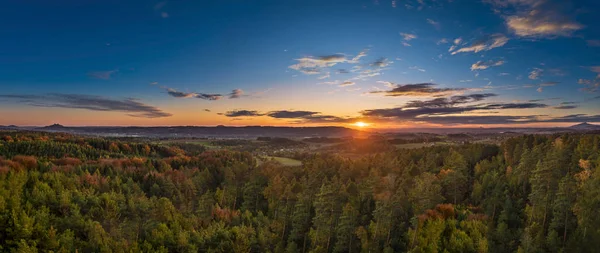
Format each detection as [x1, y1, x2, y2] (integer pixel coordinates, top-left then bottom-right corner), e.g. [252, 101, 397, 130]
[260, 156, 303, 166]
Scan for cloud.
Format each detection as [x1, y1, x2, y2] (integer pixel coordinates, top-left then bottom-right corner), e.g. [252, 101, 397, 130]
[487, 0, 583, 38]
[317, 72, 331, 79]
[361, 101, 546, 120]
[228, 89, 244, 99]
[471, 60, 505, 71]
[553, 104, 578, 110]
[371, 58, 391, 67]
[351, 49, 369, 63]
[339, 81, 355, 87]
[336, 69, 350, 74]
[162, 87, 247, 100]
[88, 70, 118, 80]
[289, 54, 348, 74]
[409, 66, 426, 72]
[289, 49, 368, 76]
[224, 110, 263, 117]
[166, 88, 197, 98]
[195, 93, 223, 100]
[454, 37, 463, 45]
[437, 38, 448, 45]
[368, 83, 468, 97]
[264, 110, 349, 123]
[161, 12, 169, 18]
[450, 34, 508, 55]
[537, 87, 544, 93]
[402, 42, 412, 47]
[403, 93, 498, 108]
[400, 32, 417, 41]
[529, 68, 543, 79]
[427, 19, 440, 29]
[0, 93, 171, 118]
[164, 88, 223, 100]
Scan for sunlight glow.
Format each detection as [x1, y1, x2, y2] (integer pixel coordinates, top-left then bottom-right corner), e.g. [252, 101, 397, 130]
[353, 121, 370, 128]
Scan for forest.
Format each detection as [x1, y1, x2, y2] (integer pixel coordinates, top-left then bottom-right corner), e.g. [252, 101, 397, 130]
[0, 131, 599, 252]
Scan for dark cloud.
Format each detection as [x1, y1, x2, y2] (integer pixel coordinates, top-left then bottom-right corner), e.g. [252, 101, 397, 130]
[336, 69, 350, 74]
[0, 93, 171, 118]
[233, 110, 353, 123]
[416, 115, 539, 125]
[225, 110, 263, 117]
[267, 110, 321, 119]
[361, 92, 547, 124]
[371, 58, 391, 68]
[404, 93, 497, 108]
[369, 83, 468, 97]
[166, 88, 196, 98]
[228, 89, 244, 99]
[543, 114, 600, 123]
[196, 93, 223, 100]
[528, 97, 561, 102]
[164, 87, 224, 100]
[553, 105, 578, 110]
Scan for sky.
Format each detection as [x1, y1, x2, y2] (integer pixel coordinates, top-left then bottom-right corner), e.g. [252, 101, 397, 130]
[1, 0, 599, 128]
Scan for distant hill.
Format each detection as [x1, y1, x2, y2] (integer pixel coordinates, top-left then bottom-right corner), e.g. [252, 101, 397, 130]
[32, 125, 361, 138]
[0, 125, 19, 130]
[39, 124, 66, 130]
[569, 122, 600, 131]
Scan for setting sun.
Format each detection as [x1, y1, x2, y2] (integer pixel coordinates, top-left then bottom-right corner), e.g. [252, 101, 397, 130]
[353, 121, 370, 128]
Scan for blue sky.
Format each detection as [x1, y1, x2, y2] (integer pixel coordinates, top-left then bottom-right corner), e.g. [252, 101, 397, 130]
[1, 0, 599, 127]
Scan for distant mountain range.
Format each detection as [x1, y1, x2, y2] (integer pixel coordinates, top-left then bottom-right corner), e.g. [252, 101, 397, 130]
[568, 122, 600, 131]
[2, 123, 600, 138]
[31, 125, 361, 138]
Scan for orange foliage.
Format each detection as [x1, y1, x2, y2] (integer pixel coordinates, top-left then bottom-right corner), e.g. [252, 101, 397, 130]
[0, 166, 10, 174]
[13, 155, 38, 168]
[213, 205, 240, 222]
[436, 204, 455, 219]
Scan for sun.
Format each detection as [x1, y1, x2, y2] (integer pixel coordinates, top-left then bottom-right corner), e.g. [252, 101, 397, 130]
[353, 121, 370, 128]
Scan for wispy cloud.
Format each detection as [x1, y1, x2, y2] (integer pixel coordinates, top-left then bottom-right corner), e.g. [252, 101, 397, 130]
[361, 93, 547, 122]
[400, 32, 418, 41]
[471, 60, 505, 71]
[409, 66, 426, 72]
[529, 68, 543, 80]
[368, 83, 467, 97]
[163, 87, 225, 100]
[0, 93, 171, 118]
[224, 110, 263, 117]
[426, 19, 440, 29]
[228, 89, 244, 99]
[450, 34, 508, 55]
[486, 0, 583, 38]
[578, 66, 600, 93]
[371, 58, 391, 68]
[339, 81, 355, 87]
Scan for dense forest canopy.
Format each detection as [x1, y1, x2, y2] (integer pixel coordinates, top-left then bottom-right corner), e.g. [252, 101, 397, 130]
[1, 131, 600, 252]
